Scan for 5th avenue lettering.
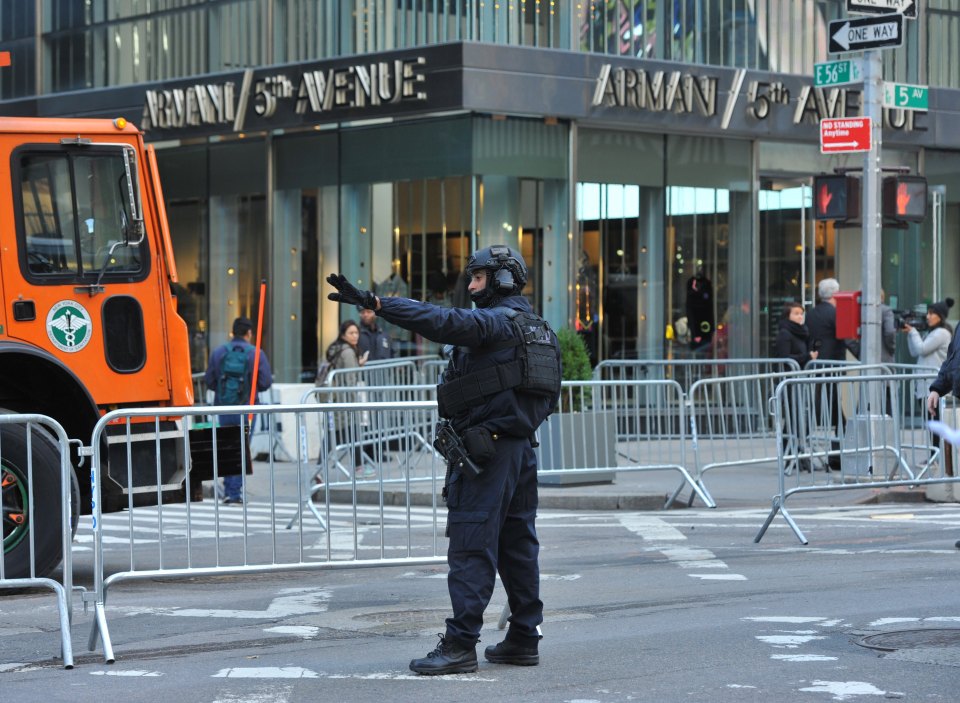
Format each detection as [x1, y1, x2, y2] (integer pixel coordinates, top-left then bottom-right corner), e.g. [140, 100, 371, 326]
[296, 58, 426, 114]
[592, 65, 718, 116]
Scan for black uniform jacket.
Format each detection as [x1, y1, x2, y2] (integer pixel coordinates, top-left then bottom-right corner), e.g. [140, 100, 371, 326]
[806, 301, 846, 362]
[376, 294, 553, 439]
[931, 326, 960, 397]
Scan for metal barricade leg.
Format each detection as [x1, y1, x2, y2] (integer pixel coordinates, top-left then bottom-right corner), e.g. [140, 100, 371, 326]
[86, 600, 115, 663]
[755, 495, 808, 545]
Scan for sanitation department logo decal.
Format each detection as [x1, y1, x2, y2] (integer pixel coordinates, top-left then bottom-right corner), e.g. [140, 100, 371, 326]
[46, 300, 93, 352]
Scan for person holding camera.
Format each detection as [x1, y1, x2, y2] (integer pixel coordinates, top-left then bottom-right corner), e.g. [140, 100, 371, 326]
[905, 298, 955, 474]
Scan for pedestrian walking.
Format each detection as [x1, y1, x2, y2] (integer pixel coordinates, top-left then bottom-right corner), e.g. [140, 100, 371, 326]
[204, 316, 273, 504]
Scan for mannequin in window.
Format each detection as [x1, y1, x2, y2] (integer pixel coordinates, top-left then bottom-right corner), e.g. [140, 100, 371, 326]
[686, 266, 714, 353]
[375, 259, 409, 299]
[374, 259, 410, 353]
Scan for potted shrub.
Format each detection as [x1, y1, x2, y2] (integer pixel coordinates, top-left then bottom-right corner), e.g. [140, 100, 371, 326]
[538, 328, 616, 485]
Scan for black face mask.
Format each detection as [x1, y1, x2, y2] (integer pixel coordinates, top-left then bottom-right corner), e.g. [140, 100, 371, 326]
[470, 286, 499, 309]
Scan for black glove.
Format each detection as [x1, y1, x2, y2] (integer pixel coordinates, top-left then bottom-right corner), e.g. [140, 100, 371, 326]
[326, 273, 377, 309]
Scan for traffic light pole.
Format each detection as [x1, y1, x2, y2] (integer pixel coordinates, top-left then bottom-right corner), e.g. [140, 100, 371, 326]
[861, 49, 883, 369]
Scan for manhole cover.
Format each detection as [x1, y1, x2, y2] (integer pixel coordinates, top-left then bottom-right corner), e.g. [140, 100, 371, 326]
[858, 629, 960, 651]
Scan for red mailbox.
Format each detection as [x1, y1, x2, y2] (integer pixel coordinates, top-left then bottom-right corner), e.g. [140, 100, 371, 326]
[834, 290, 861, 340]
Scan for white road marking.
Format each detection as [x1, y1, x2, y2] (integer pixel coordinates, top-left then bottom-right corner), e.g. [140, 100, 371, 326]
[798, 680, 894, 700]
[213, 667, 318, 678]
[773, 654, 837, 662]
[0, 663, 40, 673]
[619, 515, 746, 581]
[618, 514, 687, 541]
[114, 587, 330, 620]
[757, 634, 827, 648]
[210, 684, 293, 703]
[90, 669, 162, 676]
[264, 626, 319, 638]
[743, 616, 832, 624]
[326, 672, 497, 681]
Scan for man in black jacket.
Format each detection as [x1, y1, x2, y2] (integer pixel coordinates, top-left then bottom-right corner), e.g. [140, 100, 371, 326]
[806, 278, 845, 361]
[326, 245, 560, 675]
[357, 306, 393, 361]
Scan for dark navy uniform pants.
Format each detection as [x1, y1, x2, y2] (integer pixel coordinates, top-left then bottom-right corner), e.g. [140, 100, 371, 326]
[443, 436, 542, 646]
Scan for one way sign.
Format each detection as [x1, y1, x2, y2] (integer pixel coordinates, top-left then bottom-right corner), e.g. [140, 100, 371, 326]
[829, 13, 903, 53]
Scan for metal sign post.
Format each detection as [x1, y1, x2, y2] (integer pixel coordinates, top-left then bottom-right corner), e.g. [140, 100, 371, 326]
[861, 49, 883, 369]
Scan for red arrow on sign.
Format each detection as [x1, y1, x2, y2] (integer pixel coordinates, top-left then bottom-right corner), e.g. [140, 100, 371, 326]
[820, 117, 872, 154]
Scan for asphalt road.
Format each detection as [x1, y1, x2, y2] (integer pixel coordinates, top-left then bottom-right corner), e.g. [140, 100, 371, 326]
[3, 498, 960, 702]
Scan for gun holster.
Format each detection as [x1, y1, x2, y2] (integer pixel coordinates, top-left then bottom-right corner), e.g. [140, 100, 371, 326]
[434, 420, 483, 479]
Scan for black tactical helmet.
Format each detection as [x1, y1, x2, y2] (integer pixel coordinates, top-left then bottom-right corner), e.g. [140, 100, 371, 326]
[464, 245, 528, 307]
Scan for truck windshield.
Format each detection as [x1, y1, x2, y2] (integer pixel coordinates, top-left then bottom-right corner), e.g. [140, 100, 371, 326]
[18, 149, 145, 280]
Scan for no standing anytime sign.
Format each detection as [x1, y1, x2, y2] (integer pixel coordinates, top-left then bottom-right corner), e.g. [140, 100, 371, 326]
[820, 116, 872, 154]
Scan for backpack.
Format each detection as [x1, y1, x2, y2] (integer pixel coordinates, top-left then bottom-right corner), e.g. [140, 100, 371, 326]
[217, 342, 251, 405]
[315, 361, 333, 386]
[315, 344, 345, 386]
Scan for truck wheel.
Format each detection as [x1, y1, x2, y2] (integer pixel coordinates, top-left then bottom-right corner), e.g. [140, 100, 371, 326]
[1, 424, 75, 579]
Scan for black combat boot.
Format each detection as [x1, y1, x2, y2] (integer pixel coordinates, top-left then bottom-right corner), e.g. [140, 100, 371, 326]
[484, 634, 540, 666]
[409, 634, 478, 675]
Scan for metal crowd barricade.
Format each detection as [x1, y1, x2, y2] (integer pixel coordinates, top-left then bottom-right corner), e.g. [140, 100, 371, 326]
[323, 359, 419, 388]
[755, 371, 960, 544]
[537, 379, 713, 508]
[595, 358, 801, 392]
[420, 358, 449, 384]
[686, 364, 904, 509]
[0, 414, 76, 668]
[82, 401, 447, 660]
[293, 385, 438, 528]
[191, 371, 209, 405]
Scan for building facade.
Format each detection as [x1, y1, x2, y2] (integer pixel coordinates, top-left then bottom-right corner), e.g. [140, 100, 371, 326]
[2, 1, 959, 381]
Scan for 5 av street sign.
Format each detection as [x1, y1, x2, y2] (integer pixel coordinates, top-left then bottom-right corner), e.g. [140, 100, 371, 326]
[829, 13, 903, 53]
[882, 81, 928, 110]
[847, 0, 917, 20]
[820, 117, 872, 154]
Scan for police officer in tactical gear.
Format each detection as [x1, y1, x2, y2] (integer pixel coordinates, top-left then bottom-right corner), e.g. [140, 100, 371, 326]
[326, 245, 560, 675]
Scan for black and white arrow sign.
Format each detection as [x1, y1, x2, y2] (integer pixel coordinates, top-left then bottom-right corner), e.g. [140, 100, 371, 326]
[829, 13, 904, 53]
[847, 0, 916, 20]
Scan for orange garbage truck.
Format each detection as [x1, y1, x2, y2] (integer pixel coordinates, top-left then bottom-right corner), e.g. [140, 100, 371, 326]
[0, 116, 206, 579]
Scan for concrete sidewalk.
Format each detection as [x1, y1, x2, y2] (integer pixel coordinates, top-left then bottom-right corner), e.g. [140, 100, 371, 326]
[233, 454, 949, 513]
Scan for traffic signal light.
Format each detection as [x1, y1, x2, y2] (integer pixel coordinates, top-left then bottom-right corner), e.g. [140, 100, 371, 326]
[813, 174, 860, 221]
[882, 175, 927, 223]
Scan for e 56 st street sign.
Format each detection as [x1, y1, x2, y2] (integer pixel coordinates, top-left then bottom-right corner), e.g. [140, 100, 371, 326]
[882, 81, 929, 110]
[847, 0, 917, 20]
[814, 59, 863, 87]
[829, 13, 903, 53]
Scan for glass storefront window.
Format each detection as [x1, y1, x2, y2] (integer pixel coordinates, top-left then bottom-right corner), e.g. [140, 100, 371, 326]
[577, 129, 665, 362]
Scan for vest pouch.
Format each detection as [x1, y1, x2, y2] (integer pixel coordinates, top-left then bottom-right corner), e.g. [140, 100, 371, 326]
[462, 426, 496, 465]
